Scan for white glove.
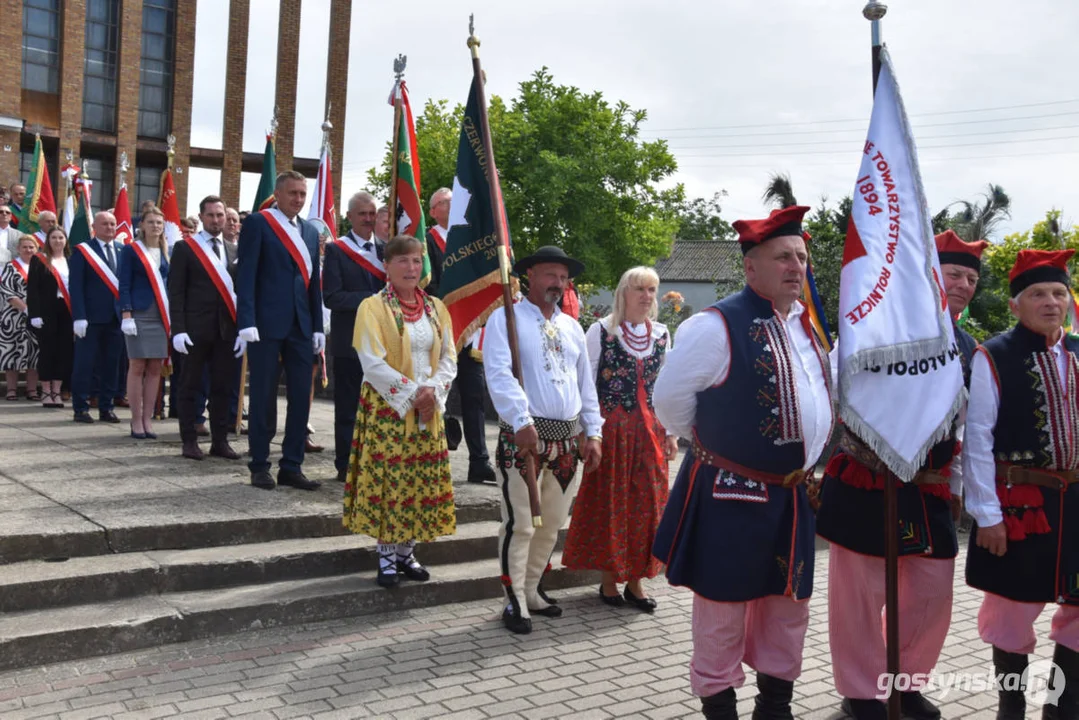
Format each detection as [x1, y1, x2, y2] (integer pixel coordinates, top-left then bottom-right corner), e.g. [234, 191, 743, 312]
[30, 317, 43, 329]
[233, 335, 246, 358]
[239, 327, 260, 343]
[73, 319, 88, 338]
[313, 332, 326, 353]
[172, 333, 193, 354]
[121, 318, 138, 336]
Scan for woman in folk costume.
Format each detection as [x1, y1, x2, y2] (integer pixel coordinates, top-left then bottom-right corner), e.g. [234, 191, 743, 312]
[27, 227, 74, 408]
[0, 234, 41, 400]
[562, 266, 678, 612]
[117, 206, 170, 439]
[343, 234, 458, 588]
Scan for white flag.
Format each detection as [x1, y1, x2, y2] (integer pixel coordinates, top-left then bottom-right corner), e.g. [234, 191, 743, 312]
[837, 46, 965, 482]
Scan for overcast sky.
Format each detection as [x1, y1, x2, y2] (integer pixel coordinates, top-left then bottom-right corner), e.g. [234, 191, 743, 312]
[188, 0, 1079, 244]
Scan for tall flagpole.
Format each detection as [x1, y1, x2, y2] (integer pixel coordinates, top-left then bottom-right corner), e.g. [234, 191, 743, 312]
[863, 5, 898, 719]
[467, 16, 543, 528]
[387, 56, 405, 239]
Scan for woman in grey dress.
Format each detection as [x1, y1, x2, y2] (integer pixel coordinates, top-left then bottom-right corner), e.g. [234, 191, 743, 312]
[118, 206, 170, 439]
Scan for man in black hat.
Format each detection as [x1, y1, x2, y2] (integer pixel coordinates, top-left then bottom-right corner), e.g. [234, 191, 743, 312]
[483, 245, 604, 635]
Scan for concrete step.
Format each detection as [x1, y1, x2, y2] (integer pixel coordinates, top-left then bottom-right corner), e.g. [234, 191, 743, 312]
[0, 550, 597, 673]
[0, 521, 568, 614]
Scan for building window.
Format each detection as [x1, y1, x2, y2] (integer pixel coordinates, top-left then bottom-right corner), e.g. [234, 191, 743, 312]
[83, 0, 120, 133]
[22, 0, 61, 94]
[80, 155, 115, 212]
[139, 0, 175, 139]
[134, 165, 163, 211]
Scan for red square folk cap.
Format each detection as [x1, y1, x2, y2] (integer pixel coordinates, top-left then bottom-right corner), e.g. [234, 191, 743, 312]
[1008, 248, 1074, 297]
[935, 230, 989, 272]
[732, 205, 811, 256]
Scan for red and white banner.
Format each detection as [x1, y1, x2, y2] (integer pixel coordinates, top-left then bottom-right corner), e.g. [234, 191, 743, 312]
[9, 258, 28, 283]
[131, 240, 171, 336]
[113, 185, 134, 245]
[336, 234, 386, 282]
[837, 46, 965, 481]
[74, 243, 119, 299]
[307, 144, 337, 243]
[185, 234, 237, 322]
[48, 262, 71, 314]
[33, 230, 46, 249]
[262, 208, 312, 288]
[157, 170, 182, 253]
[429, 226, 446, 253]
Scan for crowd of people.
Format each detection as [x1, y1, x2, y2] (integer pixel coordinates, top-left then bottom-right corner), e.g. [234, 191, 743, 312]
[4, 175, 1079, 720]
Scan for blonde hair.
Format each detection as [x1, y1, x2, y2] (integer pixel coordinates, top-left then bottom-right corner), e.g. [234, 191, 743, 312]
[137, 206, 168, 253]
[608, 266, 660, 331]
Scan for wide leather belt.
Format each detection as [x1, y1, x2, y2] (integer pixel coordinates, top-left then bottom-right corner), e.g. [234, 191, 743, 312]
[498, 416, 579, 442]
[996, 462, 1079, 490]
[691, 438, 809, 488]
[839, 430, 949, 486]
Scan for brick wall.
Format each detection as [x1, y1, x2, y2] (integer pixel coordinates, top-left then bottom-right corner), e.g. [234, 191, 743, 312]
[219, 0, 250, 209]
[59, 0, 87, 180]
[170, 0, 197, 216]
[273, 0, 302, 174]
[0, 0, 22, 186]
[326, 0, 350, 213]
[115, 0, 143, 211]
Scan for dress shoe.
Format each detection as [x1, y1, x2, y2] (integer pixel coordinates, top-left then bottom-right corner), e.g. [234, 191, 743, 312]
[73, 411, 94, 424]
[377, 567, 399, 588]
[277, 469, 321, 491]
[305, 437, 324, 453]
[528, 604, 562, 618]
[209, 441, 240, 460]
[467, 461, 497, 484]
[899, 691, 941, 720]
[98, 410, 120, 423]
[144, 431, 157, 439]
[195, 423, 210, 437]
[840, 698, 888, 720]
[250, 470, 275, 489]
[502, 605, 532, 635]
[396, 555, 431, 582]
[598, 585, 625, 607]
[623, 586, 657, 614]
[114, 397, 129, 408]
[182, 440, 205, 460]
[336, 468, 347, 483]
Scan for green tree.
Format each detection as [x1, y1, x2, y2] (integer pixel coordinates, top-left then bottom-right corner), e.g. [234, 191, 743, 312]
[367, 69, 682, 289]
[669, 191, 734, 240]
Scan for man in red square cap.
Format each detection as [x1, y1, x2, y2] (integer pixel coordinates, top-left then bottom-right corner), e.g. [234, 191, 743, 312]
[652, 205, 835, 719]
[815, 229, 986, 720]
[963, 248, 1079, 719]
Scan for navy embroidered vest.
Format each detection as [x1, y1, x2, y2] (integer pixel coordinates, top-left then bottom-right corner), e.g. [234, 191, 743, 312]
[982, 323, 1079, 471]
[694, 286, 830, 475]
[594, 323, 667, 415]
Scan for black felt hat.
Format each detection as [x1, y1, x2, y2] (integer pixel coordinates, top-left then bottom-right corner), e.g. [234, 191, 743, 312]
[512, 245, 585, 278]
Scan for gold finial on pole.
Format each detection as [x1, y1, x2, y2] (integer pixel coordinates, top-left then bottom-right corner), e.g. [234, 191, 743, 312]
[166, 134, 176, 170]
[467, 14, 480, 58]
[119, 151, 129, 188]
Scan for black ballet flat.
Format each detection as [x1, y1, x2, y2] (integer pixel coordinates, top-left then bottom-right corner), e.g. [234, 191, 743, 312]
[623, 587, 657, 613]
[598, 586, 625, 607]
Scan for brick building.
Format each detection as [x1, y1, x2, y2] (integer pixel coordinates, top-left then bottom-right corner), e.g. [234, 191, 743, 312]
[6, 0, 351, 218]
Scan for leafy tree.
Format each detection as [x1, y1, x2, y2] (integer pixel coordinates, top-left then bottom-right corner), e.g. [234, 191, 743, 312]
[669, 191, 734, 241]
[366, 69, 682, 289]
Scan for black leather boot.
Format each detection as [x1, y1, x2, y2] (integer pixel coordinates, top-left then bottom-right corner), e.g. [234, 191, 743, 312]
[701, 687, 738, 720]
[752, 673, 793, 720]
[1043, 643, 1079, 720]
[900, 690, 942, 720]
[994, 646, 1028, 720]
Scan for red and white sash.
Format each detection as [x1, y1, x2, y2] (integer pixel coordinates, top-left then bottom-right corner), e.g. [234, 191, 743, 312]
[74, 243, 120, 299]
[47, 262, 71, 314]
[33, 230, 46, 249]
[130, 240, 171, 336]
[336, 234, 386, 282]
[185, 234, 237, 322]
[261, 208, 312, 289]
[429, 226, 447, 253]
[9, 258, 29, 284]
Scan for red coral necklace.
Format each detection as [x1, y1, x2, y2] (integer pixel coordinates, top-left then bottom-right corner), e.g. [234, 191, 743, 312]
[621, 320, 652, 352]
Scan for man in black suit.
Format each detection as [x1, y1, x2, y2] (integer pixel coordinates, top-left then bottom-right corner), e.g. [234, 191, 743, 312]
[323, 191, 386, 482]
[167, 195, 243, 461]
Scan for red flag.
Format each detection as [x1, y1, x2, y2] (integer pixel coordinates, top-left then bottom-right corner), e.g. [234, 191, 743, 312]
[113, 185, 133, 245]
[307, 143, 336, 242]
[157, 169, 182, 252]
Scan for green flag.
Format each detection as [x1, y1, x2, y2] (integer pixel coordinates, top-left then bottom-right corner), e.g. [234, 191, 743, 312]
[67, 189, 92, 246]
[391, 81, 429, 286]
[252, 134, 276, 212]
[18, 134, 57, 233]
[440, 72, 516, 352]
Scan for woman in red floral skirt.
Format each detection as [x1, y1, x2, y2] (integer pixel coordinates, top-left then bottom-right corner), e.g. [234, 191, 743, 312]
[562, 266, 678, 612]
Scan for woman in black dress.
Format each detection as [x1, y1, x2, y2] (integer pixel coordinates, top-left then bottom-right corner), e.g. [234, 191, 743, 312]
[27, 227, 73, 408]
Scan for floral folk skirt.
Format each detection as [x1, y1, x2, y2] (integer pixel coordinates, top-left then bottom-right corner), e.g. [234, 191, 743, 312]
[561, 404, 669, 582]
[342, 384, 456, 543]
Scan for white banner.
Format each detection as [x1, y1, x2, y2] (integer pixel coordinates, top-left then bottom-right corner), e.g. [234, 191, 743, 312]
[837, 46, 965, 482]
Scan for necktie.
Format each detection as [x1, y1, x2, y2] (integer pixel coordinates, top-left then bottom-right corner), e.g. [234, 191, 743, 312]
[211, 237, 221, 260]
[363, 242, 372, 252]
[105, 242, 116, 272]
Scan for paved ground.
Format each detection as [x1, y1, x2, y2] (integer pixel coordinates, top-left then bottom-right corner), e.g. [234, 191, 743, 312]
[0, 543, 1061, 720]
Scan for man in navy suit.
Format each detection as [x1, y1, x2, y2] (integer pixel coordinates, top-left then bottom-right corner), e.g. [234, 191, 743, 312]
[322, 191, 386, 482]
[236, 171, 324, 490]
[70, 211, 124, 423]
